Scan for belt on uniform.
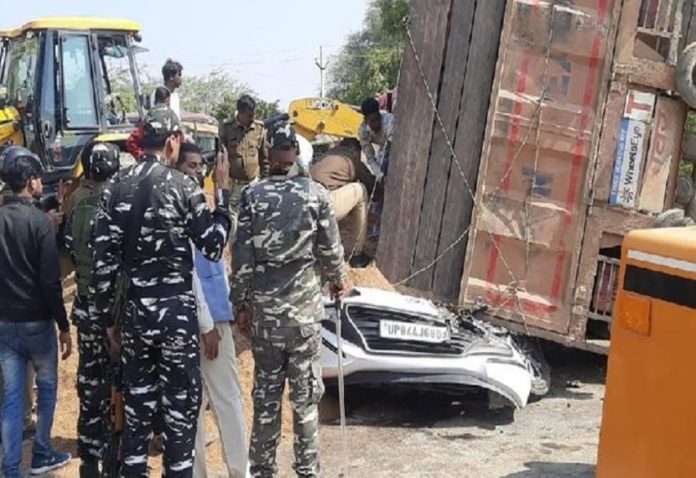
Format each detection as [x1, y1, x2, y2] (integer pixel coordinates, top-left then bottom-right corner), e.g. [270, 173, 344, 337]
[231, 178, 253, 185]
[129, 278, 193, 299]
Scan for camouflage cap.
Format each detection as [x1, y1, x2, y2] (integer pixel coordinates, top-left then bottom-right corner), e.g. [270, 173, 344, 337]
[142, 106, 181, 141]
[267, 123, 298, 151]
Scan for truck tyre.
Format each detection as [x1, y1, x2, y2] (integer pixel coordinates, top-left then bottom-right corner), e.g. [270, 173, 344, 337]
[676, 42, 696, 109]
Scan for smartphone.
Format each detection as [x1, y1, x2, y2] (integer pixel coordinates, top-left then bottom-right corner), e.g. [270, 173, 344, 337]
[215, 137, 221, 154]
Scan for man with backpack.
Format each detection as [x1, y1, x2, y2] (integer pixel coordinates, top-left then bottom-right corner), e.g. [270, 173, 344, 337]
[91, 107, 231, 477]
[63, 142, 120, 478]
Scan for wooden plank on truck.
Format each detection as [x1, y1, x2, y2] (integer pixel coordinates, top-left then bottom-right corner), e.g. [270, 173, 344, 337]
[459, 0, 620, 334]
[593, 84, 629, 204]
[409, 0, 477, 291]
[613, 0, 680, 91]
[638, 96, 687, 213]
[431, 0, 507, 300]
[376, 0, 451, 283]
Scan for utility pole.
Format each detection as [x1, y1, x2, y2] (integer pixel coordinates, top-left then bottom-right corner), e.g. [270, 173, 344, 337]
[315, 46, 329, 98]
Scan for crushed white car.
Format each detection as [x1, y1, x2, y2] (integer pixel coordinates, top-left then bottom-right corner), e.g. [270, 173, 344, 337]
[321, 287, 540, 409]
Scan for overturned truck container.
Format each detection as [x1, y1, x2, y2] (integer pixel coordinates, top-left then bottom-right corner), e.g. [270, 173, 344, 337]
[378, 0, 696, 353]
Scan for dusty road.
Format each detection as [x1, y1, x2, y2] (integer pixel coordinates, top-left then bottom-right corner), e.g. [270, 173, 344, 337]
[10, 260, 607, 477]
[14, 335, 605, 478]
[274, 345, 607, 478]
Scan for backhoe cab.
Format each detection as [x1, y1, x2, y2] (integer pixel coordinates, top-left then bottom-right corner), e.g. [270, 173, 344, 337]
[0, 17, 146, 192]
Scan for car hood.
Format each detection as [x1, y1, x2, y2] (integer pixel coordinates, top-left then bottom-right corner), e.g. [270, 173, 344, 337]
[321, 287, 534, 408]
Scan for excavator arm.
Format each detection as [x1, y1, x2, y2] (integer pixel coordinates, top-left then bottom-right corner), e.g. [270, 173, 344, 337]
[289, 97, 363, 141]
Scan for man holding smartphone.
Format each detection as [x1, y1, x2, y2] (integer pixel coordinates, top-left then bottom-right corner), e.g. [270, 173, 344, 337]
[91, 107, 232, 477]
[175, 143, 249, 478]
[0, 147, 72, 478]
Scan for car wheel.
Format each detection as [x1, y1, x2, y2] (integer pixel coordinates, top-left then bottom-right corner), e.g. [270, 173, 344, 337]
[513, 336, 551, 397]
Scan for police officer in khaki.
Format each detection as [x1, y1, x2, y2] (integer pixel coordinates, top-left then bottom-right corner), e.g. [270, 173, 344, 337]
[219, 94, 268, 240]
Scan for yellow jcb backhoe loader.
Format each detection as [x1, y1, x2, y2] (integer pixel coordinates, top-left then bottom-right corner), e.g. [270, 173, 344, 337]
[0, 17, 147, 194]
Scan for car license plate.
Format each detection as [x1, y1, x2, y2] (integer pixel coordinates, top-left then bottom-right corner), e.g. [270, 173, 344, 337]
[379, 320, 450, 343]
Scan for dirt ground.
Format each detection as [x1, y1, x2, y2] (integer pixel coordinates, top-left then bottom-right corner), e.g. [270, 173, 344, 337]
[311, 345, 606, 478]
[11, 261, 607, 477]
[22, 282, 293, 478]
[16, 319, 284, 478]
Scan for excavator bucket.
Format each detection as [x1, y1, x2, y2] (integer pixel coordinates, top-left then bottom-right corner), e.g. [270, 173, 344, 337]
[289, 97, 363, 141]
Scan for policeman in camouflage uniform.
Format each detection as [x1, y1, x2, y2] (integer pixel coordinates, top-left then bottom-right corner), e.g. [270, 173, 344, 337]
[91, 107, 232, 478]
[63, 142, 120, 477]
[231, 124, 349, 478]
[219, 94, 267, 240]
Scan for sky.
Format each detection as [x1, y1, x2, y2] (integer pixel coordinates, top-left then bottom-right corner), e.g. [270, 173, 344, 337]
[2, 0, 370, 108]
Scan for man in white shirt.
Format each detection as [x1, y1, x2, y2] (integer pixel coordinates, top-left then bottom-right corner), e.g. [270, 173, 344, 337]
[150, 59, 183, 119]
[176, 143, 248, 478]
[177, 143, 249, 478]
[358, 97, 395, 176]
[191, 258, 248, 478]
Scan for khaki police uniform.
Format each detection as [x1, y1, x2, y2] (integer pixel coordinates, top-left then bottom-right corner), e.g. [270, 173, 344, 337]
[219, 117, 267, 241]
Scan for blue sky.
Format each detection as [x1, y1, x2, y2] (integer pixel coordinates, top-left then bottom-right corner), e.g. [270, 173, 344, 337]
[2, 0, 370, 108]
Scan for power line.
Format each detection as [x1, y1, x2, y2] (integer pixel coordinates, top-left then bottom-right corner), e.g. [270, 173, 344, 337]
[180, 44, 343, 68]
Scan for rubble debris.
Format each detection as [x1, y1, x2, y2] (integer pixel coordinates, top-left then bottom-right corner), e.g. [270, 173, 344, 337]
[682, 132, 696, 163]
[687, 199, 696, 223]
[654, 209, 696, 227]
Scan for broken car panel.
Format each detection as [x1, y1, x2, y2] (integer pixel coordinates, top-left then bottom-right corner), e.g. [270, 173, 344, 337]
[321, 288, 534, 409]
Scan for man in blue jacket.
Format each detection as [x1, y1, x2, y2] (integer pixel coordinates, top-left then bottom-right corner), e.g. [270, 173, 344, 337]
[176, 142, 249, 478]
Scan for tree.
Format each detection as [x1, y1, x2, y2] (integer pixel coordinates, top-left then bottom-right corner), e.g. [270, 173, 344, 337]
[130, 67, 281, 123]
[179, 69, 251, 117]
[256, 99, 282, 120]
[327, 0, 409, 104]
[110, 65, 155, 113]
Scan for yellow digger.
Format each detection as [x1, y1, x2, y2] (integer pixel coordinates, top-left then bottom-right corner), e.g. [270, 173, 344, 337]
[0, 17, 147, 193]
[289, 97, 362, 142]
[288, 93, 395, 144]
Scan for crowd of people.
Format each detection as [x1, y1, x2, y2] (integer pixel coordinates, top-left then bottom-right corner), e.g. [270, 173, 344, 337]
[0, 58, 395, 478]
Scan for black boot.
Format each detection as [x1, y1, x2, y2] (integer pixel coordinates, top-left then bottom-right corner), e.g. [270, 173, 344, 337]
[79, 459, 100, 478]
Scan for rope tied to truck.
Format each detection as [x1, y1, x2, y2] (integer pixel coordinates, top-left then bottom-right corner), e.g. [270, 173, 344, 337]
[394, 1, 564, 332]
